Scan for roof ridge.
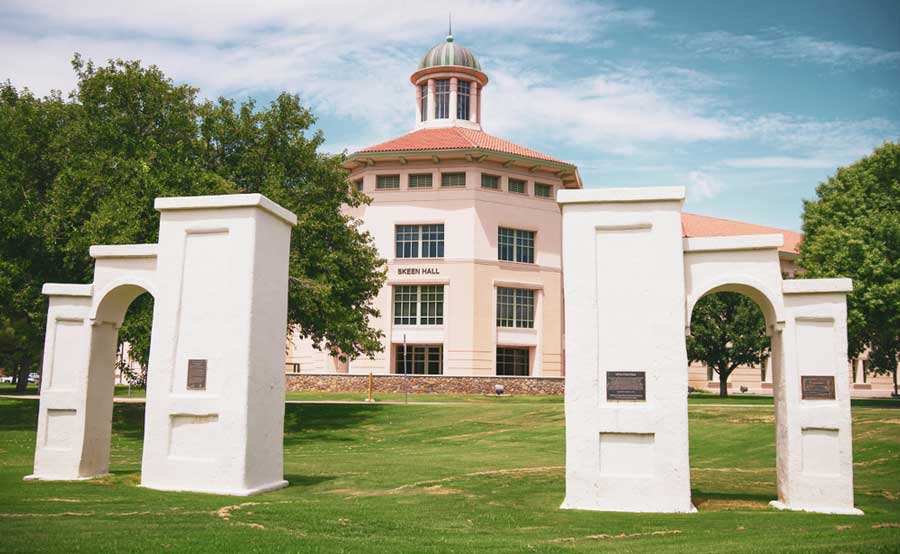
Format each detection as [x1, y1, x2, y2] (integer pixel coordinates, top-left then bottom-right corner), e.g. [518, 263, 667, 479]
[452, 126, 479, 148]
[683, 211, 800, 235]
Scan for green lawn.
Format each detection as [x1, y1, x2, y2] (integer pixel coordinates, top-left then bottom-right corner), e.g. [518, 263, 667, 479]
[1, 397, 898, 553]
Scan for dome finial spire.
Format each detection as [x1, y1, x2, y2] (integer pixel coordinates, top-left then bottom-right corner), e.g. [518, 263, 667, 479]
[447, 13, 453, 42]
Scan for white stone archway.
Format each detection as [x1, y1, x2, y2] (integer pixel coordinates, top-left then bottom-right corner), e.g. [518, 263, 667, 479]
[558, 187, 861, 516]
[27, 194, 297, 496]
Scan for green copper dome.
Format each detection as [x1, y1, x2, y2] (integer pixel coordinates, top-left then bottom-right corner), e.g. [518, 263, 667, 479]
[418, 35, 482, 71]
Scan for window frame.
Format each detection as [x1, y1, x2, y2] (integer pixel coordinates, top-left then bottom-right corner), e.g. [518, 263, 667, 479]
[481, 173, 500, 190]
[534, 183, 553, 199]
[498, 227, 535, 264]
[508, 178, 527, 194]
[496, 287, 535, 328]
[456, 81, 470, 120]
[376, 174, 401, 189]
[496, 347, 530, 376]
[434, 79, 450, 119]
[393, 284, 444, 326]
[441, 172, 467, 188]
[408, 173, 433, 189]
[394, 224, 445, 259]
[395, 344, 443, 375]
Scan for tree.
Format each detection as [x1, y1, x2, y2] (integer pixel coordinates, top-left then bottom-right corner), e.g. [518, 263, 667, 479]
[687, 292, 771, 397]
[800, 141, 900, 396]
[0, 55, 386, 389]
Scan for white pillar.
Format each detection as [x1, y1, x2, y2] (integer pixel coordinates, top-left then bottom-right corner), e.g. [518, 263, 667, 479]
[140, 194, 296, 496]
[427, 79, 436, 121]
[449, 77, 458, 123]
[772, 279, 862, 515]
[415, 84, 423, 123]
[558, 187, 694, 513]
[470, 81, 479, 124]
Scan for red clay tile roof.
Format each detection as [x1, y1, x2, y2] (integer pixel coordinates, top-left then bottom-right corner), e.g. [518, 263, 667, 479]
[682, 212, 802, 256]
[354, 127, 574, 166]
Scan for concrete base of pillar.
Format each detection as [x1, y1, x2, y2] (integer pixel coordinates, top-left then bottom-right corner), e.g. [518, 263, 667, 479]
[769, 500, 863, 516]
[141, 479, 289, 497]
[24, 472, 111, 482]
[560, 499, 697, 514]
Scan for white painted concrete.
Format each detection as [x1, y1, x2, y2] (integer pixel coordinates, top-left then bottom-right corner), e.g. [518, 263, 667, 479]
[559, 186, 695, 513]
[27, 194, 296, 497]
[560, 186, 862, 516]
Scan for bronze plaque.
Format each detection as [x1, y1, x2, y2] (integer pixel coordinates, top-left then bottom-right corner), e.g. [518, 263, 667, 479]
[801, 376, 835, 400]
[186, 359, 208, 391]
[606, 371, 646, 401]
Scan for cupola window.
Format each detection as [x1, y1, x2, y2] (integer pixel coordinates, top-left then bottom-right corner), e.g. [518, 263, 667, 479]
[435, 79, 450, 119]
[457, 81, 470, 120]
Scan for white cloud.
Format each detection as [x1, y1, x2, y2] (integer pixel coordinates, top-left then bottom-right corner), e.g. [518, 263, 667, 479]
[1, 0, 897, 176]
[677, 29, 900, 67]
[0, 0, 655, 143]
[716, 156, 839, 170]
[684, 170, 723, 201]
[485, 66, 737, 155]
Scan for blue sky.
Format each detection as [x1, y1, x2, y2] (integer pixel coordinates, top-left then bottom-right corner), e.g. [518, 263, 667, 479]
[2, 0, 898, 231]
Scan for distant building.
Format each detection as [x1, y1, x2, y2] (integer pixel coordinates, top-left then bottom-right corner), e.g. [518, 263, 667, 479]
[285, 34, 894, 397]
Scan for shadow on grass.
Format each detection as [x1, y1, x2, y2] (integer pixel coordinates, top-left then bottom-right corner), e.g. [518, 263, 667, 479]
[691, 489, 776, 511]
[283, 402, 388, 446]
[0, 398, 39, 431]
[111, 403, 147, 441]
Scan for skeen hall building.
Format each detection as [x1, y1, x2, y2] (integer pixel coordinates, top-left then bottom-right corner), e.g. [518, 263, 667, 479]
[288, 33, 579, 378]
[285, 34, 883, 393]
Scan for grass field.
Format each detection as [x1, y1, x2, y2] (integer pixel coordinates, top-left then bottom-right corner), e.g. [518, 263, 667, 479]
[1, 396, 899, 553]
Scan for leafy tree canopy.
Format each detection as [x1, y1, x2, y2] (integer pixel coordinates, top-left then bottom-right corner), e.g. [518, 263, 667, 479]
[687, 292, 771, 397]
[799, 141, 900, 380]
[0, 55, 386, 388]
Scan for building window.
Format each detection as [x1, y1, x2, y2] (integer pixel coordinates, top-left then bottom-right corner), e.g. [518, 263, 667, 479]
[376, 175, 400, 189]
[441, 172, 466, 187]
[535, 183, 552, 198]
[508, 178, 526, 194]
[420, 84, 428, 121]
[353, 179, 364, 192]
[497, 347, 529, 376]
[435, 79, 450, 119]
[457, 81, 470, 120]
[496, 287, 535, 328]
[395, 224, 444, 259]
[481, 174, 500, 189]
[498, 227, 535, 263]
[395, 344, 443, 374]
[393, 285, 444, 325]
[409, 173, 433, 188]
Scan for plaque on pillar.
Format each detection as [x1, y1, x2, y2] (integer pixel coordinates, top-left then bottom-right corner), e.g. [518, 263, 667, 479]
[186, 359, 208, 390]
[801, 376, 835, 400]
[606, 371, 646, 401]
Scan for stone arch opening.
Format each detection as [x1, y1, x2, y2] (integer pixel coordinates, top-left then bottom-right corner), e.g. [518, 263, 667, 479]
[687, 288, 774, 398]
[80, 282, 154, 478]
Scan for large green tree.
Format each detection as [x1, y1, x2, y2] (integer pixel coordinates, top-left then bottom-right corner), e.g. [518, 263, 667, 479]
[800, 141, 900, 396]
[0, 55, 385, 391]
[687, 292, 771, 397]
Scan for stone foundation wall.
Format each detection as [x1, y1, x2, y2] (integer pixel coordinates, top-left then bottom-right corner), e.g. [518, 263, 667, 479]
[285, 373, 564, 395]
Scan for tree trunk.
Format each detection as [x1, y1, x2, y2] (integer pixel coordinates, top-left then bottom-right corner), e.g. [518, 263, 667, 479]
[15, 363, 29, 393]
[718, 371, 729, 398]
[894, 366, 898, 397]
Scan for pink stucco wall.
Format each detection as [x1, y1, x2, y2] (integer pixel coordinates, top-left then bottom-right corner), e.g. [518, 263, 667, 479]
[287, 158, 565, 377]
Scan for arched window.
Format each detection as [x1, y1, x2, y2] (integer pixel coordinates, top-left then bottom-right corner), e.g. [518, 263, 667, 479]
[420, 84, 428, 121]
[457, 81, 470, 120]
[435, 79, 450, 119]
